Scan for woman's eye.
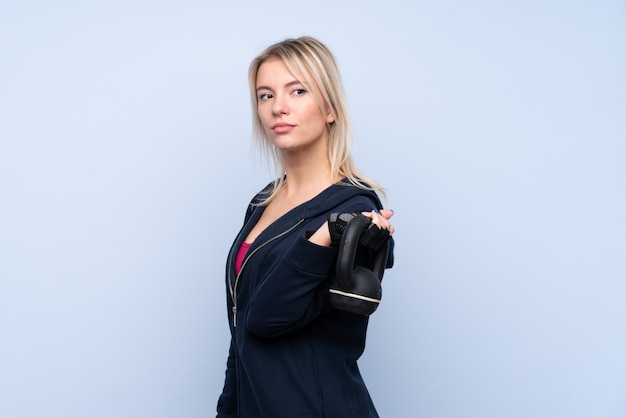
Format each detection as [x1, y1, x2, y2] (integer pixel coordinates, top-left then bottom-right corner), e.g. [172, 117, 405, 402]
[292, 88, 306, 96]
[258, 93, 273, 100]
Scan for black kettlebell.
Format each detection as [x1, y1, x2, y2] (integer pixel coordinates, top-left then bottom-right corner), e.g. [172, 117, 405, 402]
[329, 214, 390, 316]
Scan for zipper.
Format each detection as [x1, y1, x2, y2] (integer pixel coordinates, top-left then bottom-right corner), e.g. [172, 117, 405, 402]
[228, 218, 305, 327]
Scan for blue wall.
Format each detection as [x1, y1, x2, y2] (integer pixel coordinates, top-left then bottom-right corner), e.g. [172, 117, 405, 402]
[1, 1, 625, 417]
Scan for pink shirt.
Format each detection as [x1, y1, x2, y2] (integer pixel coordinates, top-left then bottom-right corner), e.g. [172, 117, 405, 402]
[235, 241, 251, 275]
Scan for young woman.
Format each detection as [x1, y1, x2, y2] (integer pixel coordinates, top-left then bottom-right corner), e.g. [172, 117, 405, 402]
[216, 36, 395, 418]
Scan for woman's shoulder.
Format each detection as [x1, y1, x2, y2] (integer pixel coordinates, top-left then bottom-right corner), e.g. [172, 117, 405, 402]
[251, 180, 277, 205]
[240, 180, 278, 224]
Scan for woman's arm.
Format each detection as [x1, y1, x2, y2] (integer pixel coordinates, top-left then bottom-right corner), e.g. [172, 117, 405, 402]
[244, 233, 337, 337]
[244, 203, 395, 338]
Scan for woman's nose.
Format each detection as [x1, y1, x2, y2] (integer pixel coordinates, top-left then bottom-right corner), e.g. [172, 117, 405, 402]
[272, 94, 289, 116]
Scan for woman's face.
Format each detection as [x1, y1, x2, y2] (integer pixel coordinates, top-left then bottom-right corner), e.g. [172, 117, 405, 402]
[255, 57, 334, 153]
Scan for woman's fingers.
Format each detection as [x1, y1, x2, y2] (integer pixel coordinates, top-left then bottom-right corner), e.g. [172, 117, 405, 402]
[379, 209, 394, 220]
[361, 209, 395, 235]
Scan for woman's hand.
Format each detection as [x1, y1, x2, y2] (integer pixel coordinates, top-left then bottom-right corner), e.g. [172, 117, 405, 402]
[308, 209, 394, 247]
[362, 209, 395, 236]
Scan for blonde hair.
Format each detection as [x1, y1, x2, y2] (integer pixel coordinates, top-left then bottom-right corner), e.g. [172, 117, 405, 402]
[248, 36, 384, 204]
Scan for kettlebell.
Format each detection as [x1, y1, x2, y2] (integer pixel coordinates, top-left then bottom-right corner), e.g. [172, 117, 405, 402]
[329, 214, 390, 316]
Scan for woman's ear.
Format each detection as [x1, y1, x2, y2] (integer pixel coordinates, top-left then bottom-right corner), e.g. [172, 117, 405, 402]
[325, 108, 335, 124]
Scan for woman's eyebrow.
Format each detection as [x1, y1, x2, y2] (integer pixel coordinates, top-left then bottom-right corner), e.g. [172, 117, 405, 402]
[284, 80, 303, 89]
[256, 80, 303, 92]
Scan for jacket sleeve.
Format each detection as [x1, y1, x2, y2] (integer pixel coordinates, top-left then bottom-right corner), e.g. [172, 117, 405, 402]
[244, 196, 385, 338]
[216, 337, 237, 418]
[245, 233, 337, 338]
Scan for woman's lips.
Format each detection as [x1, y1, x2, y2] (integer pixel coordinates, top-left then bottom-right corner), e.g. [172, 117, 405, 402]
[272, 123, 295, 133]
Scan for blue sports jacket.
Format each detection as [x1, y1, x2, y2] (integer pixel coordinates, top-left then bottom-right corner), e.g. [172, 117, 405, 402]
[216, 179, 394, 418]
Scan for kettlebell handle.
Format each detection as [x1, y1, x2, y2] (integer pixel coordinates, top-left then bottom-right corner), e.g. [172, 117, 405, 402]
[335, 214, 389, 288]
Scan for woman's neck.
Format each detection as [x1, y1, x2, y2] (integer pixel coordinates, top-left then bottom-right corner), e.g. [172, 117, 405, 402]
[280, 156, 341, 202]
